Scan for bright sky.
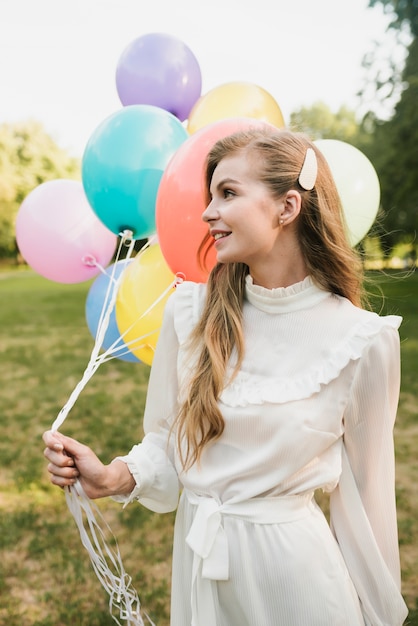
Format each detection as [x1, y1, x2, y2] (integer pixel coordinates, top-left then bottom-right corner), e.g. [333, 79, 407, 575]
[0, 0, 393, 157]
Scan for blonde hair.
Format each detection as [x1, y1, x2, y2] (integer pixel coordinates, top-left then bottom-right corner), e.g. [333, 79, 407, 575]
[175, 127, 364, 469]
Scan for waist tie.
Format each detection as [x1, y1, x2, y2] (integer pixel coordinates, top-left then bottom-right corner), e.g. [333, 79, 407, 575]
[184, 490, 314, 626]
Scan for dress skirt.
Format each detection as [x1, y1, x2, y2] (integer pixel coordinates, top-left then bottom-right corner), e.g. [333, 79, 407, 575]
[170, 490, 365, 626]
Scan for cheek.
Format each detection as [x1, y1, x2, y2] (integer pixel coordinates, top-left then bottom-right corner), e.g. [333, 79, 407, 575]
[244, 214, 277, 238]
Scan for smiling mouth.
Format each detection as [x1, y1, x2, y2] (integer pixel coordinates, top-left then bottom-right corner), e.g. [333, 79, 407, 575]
[213, 232, 231, 241]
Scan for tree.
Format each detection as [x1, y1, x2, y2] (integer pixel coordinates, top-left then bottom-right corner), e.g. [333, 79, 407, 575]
[289, 101, 379, 165]
[368, 0, 418, 36]
[364, 38, 418, 253]
[358, 0, 418, 254]
[289, 102, 362, 143]
[0, 121, 80, 259]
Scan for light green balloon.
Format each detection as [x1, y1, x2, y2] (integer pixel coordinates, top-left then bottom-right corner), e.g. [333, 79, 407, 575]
[315, 139, 380, 247]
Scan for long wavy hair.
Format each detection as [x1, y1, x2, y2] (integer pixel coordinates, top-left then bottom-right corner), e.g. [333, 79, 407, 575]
[175, 127, 364, 469]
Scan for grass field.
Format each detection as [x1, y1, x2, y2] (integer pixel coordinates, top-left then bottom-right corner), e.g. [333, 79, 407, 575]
[0, 268, 417, 625]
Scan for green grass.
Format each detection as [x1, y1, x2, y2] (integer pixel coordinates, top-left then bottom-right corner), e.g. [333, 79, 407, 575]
[0, 268, 417, 625]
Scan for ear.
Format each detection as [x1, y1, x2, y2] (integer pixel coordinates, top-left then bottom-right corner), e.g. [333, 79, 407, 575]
[278, 190, 302, 226]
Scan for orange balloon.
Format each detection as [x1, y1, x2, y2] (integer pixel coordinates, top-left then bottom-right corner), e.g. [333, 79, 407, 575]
[187, 81, 285, 135]
[115, 244, 176, 366]
[156, 117, 277, 283]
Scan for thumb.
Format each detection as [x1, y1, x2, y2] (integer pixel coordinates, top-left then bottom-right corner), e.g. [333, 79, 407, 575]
[53, 432, 86, 458]
[43, 430, 84, 456]
[43, 429, 65, 452]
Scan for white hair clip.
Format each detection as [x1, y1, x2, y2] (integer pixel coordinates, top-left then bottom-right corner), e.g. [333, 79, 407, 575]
[298, 148, 317, 191]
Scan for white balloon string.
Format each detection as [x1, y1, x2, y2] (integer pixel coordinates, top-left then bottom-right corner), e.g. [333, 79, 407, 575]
[65, 480, 155, 626]
[93, 236, 155, 357]
[52, 234, 176, 431]
[51, 234, 134, 432]
[95, 235, 139, 345]
[95, 238, 126, 343]
[101, 277, 178, 360]
[50, 231, 158, 625]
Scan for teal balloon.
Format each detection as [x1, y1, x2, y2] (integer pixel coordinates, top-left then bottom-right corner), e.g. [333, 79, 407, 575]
[82, 105, 189, 239]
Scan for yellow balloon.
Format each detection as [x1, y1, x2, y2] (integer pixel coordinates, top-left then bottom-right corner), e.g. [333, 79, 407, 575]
[115, 244, 176, 366]
[187, 81, 285, 134]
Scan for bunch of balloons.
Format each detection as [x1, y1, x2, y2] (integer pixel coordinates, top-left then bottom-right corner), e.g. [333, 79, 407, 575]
[15, 32, 381, 367]
[15, 32, 288, 365]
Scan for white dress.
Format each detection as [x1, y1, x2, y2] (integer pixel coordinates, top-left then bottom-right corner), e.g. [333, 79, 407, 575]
[114, 276, 408, 626]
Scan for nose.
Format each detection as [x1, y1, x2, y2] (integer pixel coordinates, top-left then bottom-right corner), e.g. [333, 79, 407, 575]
[202, 199, 218, 223]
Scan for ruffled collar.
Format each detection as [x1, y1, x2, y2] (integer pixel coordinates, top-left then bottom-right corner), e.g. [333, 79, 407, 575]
[245, 275, 330, 314]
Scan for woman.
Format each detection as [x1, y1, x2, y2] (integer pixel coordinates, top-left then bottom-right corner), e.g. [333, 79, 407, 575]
[43, 128, 408, 625]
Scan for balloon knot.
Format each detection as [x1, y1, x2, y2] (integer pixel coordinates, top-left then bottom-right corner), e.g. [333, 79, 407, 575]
[119, 229, 135, 245]
[175, 272, 186, 286]
[82, 254, 97, 267]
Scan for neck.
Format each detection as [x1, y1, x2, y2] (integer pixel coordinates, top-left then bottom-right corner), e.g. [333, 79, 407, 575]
[249, 237, 308, 289]
[250, 266, 308, 289]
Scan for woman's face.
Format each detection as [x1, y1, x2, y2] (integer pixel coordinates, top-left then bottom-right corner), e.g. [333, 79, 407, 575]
[202, 152, 284, 271]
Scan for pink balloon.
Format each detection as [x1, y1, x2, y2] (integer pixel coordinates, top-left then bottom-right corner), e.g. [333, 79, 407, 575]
[16, 179, 117, 283]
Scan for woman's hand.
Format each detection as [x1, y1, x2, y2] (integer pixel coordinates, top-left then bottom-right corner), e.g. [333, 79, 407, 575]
[43, 430, 135, 499]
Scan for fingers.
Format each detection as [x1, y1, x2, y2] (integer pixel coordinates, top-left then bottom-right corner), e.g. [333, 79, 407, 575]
[43, 430, 86, 464]
[43, 430, 82, 454]
[42, 430, 106, 496]
[43, 431, 72, 464]
[43, 445, 73, 467]
[43, 430, 65, 452]
[47, 460, 80, 487]
[43, 430, 80, 487]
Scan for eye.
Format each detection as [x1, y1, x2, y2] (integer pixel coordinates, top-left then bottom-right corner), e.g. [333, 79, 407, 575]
[223, 188, 235, 199]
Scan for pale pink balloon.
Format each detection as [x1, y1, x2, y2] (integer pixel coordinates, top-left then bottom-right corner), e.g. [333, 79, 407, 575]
[16, 179, 117, 283]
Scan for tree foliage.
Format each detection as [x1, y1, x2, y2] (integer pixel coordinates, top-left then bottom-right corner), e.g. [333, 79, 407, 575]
[363, 38, 418, 253]
[368, 0, 418, 36]
[289, 102, 361, 143]
[289, 102, 378, 178]
[359, 0, 418, 254]
[0, 121, 80, 259]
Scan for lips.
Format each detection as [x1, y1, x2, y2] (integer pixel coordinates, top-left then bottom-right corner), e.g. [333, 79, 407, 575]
[211, 230, 231, 241]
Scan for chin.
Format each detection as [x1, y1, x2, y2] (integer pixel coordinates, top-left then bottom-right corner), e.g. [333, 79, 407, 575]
[215, 249, 243, 265]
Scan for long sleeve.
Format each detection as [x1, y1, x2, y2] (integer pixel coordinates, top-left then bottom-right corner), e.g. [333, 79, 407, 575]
[330, 324, 408, 625]
[344, 325, 402, 581]
[112, 291, 181, 513]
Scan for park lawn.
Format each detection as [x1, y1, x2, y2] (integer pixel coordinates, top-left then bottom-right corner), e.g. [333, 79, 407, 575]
[0, 268, 417, 625]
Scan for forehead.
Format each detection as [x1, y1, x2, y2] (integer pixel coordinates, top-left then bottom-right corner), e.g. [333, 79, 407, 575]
[211, 152, 259, 185]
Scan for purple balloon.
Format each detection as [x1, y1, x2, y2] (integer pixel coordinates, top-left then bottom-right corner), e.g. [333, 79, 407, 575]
[115, 32, 202, 121]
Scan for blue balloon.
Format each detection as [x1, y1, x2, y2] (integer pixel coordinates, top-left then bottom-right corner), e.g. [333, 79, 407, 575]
[85, 260, 139, 363]
[81, 105, 189, 239]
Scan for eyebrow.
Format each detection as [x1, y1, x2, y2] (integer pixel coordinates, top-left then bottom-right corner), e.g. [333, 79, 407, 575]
[211, 177, 242, 192]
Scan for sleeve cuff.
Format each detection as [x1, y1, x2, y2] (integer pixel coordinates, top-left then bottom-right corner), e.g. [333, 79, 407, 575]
[110, 440, 180, 513]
